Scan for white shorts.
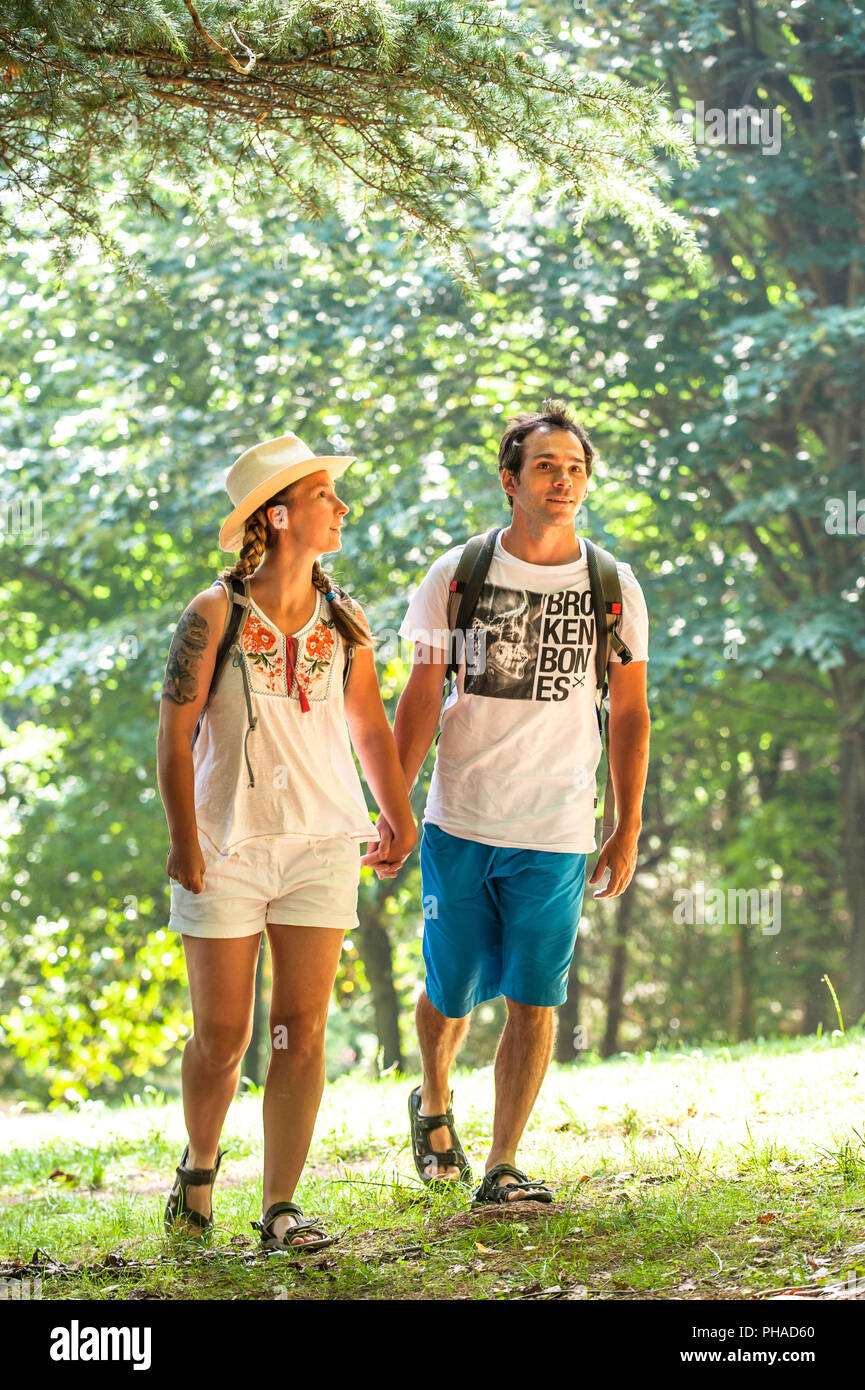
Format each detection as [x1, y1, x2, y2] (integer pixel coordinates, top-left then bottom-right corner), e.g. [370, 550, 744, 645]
[167, 831, 361, 939]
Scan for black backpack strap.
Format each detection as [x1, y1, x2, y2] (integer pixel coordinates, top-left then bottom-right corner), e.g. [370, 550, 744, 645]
[583, 538, 633, 845]
[445, 527, 502, 687]
[235, 633, 258, 788]
[584, 537, 633, 699]
[333, 586, 358, 695]
[342, 640, 355, 691]
[191, 577, 249, 753]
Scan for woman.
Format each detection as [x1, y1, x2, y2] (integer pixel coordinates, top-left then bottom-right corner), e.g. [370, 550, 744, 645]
[156, 432, 416, 1252]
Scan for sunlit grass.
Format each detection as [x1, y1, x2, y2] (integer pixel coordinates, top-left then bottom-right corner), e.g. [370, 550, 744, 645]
[1, 1030, 864, 1299]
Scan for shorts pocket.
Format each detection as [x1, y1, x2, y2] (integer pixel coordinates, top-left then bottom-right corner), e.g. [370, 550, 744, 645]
[310, 834, 360, 866]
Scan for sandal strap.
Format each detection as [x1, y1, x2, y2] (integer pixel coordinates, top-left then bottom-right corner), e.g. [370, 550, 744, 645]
[486, 1163, 529, 1185]
[475, 1163, 553, 1203]
[175, 1169, 215, 1186]
[252, 1202, 330, 1242]
[279, 1217, 328, 1239]
[410, 1089, 457, 1140]
[176, 1207, 211, 1229]
[175, 1144, 226, 1184]
[413, 1108, 454, 1133]
[419, 1149, 460, 1168]
[261, 1201, 302, 1230]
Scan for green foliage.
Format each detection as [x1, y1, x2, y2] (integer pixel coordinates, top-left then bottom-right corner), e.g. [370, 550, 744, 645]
[1, 0, 863, 1099]
[0, 0, 700, 294]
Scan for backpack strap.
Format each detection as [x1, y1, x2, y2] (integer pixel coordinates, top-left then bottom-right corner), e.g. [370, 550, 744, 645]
[225, 577, 259, 787]
[583, 538, 633, 845]
[332, 584, 355, 693]
[234, 635, 258, 788]
[583, 537, 633, 689]
[342, 640, 355, 691]
[191, 576, 250, 755]
[445, 527, 502, 688]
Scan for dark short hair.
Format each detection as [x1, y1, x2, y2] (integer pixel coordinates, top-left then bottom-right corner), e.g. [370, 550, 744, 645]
[498, 399, 594, 510]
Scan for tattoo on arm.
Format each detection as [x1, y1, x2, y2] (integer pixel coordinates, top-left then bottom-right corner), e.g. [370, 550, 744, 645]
[161, 611, 210, 705]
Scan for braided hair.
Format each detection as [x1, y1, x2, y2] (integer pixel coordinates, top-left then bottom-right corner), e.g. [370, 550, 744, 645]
[219, 486, 373, 649]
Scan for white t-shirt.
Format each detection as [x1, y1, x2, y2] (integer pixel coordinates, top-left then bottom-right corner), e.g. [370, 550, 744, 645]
[397, 533, 649, 853]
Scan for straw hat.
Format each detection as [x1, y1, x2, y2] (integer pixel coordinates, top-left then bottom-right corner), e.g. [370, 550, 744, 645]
[219, 433, 355, 552]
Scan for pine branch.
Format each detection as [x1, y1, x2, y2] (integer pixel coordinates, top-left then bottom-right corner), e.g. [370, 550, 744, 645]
[182, 0, 260, 74]
[0, 0, 701, 293]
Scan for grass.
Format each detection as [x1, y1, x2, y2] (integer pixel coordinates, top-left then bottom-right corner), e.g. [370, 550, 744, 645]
[2, 1031, 865, 1301]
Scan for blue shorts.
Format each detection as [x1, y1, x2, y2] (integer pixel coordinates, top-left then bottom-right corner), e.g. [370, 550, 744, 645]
[419, 822, 588, 1018]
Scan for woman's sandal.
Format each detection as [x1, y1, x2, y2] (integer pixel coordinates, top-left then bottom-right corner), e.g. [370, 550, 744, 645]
[408, 1085, 473, 1188]
[472, 1162, 554, 1207]
[163, 1143, 227, 1235]
[251, 1201, 338, 1254]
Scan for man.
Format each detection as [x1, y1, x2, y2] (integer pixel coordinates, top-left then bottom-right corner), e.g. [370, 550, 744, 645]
[379, 400, 650, 1205]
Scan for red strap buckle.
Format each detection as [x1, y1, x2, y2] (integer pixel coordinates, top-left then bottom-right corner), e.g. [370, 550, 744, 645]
[610, 601, 622, 615]
[449, 580, 458, 591]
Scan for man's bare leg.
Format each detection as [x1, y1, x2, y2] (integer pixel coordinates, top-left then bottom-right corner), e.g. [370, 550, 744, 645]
[415, 989, 470, 1180]
[486, 999, 556, 1201]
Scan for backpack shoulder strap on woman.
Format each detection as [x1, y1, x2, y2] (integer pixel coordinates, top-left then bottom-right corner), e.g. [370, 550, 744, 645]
[191, 577, 250, 752]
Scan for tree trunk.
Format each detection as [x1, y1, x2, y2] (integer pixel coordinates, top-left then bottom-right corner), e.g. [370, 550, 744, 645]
[355, 886, 404, 1072]
[555, 934, 582, 1062]
[732, 921, 753, 1042]
[802, 968, 827, 1036]
[241, 936, 267, 1087]
[725, 731, 753, 1042]
[830, 661, 865, 1025]
[601, 883, 636, 1058]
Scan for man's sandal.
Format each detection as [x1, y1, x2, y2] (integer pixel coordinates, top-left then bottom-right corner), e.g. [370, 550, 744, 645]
[408, 1085, 473, 1188]
[472, 1162, 554, 1207]
[164, 1143, 227, 1235]
[251, 1201, 338, 1254]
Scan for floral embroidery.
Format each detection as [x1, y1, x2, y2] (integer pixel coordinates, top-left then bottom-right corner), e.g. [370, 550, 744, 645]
[242, 612, 287, 695]
[305, 621, 335, 667]
[297, 618, 337, 699]
[242, 604, 338, 701]
[244, 612, 277, 656]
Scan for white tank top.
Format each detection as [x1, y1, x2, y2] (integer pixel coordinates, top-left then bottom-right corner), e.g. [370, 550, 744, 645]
[191, 577, 374, 856]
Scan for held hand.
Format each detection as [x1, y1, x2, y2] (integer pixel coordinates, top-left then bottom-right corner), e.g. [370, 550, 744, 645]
[360, 813, 417, 879]
[167, 840, 206, 894]
[588, 825, 640, 900]
[360, 814, 392, 869]
[386, 822, 418, 871]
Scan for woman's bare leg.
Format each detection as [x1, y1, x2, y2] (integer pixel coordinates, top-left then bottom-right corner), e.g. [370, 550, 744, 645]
[177, 932, 261, 1220]
[261, 922, 345, 1246]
